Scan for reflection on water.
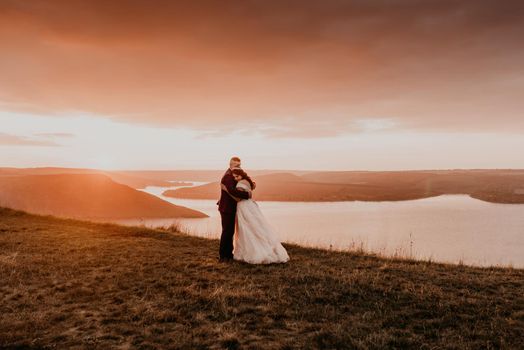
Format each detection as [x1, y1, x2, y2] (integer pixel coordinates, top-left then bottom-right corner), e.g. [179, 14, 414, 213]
[113, 182, 524, 267]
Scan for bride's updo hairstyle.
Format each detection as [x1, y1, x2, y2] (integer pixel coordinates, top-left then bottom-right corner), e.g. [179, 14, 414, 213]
[232, 168, 256, 190]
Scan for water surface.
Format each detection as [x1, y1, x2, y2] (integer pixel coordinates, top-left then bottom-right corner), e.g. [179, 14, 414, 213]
[114, 182, 524, 267]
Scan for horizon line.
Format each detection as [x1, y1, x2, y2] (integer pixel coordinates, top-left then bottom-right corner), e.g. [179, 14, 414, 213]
[2, 166, 524, 173]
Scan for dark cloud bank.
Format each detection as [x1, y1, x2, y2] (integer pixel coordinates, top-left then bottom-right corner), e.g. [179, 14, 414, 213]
[0, 0, 523, 136]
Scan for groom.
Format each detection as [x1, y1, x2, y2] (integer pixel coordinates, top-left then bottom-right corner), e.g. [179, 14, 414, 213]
[217, 156, 251, 262]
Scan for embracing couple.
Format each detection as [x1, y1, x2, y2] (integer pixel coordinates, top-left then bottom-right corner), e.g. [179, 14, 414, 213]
[217, 157, 289, 264]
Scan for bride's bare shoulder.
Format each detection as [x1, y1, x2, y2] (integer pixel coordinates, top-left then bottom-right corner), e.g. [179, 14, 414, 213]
[238, 179, 252, 189]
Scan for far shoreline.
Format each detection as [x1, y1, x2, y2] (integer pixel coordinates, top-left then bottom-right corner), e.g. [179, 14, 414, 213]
[162, 189, 524, 205]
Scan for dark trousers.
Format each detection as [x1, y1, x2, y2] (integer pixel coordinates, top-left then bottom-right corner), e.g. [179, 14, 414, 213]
[219, 211, 236, 259]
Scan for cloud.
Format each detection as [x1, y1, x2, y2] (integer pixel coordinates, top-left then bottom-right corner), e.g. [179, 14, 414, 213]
[0, 0, 523, 136]
[34, 132, 75, 138]
[195, 119, 364, 139]
[0, 133, 59, 146]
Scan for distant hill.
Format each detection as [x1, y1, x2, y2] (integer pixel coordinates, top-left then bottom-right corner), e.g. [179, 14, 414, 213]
[302, 169, 524, 183]
[0, 167, 309, 187]
[301, 170, 436, 185]
[302, 170, 524, 204]
[163, 172, 429, 202]
[120, 169, 308, 182]
[3, 168, 523, 204]
[0, 167, 172, 189]
[104, 172, 173, 189]
[0, 174, 207, 219]
[163, 170, 524, 203]
[164, 178, 433, 202]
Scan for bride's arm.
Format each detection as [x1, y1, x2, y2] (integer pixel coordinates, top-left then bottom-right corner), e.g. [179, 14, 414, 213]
[222, 176, 250, 200]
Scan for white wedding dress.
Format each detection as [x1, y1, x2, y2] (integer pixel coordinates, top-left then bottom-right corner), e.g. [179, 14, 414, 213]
[233, 180, 289, 264]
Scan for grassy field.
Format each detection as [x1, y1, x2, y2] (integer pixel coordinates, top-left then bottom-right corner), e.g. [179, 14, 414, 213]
[1, 207, 523, 349]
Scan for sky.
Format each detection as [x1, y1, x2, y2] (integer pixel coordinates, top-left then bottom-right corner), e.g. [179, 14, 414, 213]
[1, 0, 523, 170]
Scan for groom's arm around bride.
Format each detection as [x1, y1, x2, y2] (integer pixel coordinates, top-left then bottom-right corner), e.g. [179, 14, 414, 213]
[221, 173, 251, 203]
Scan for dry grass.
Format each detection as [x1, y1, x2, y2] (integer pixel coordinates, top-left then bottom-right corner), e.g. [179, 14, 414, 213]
[1, 207, 523, 349]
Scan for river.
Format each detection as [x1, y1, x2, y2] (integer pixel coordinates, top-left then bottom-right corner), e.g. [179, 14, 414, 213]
[113, 182, 524, 267]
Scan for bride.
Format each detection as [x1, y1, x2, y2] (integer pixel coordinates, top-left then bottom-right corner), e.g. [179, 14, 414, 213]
[221, 168, 289, 264]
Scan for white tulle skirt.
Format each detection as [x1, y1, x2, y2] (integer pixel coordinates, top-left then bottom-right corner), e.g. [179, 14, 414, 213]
[233, 199, 289, 264]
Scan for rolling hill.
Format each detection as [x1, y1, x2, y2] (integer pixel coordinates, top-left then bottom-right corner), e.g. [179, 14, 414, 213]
[0, 173, 207, 219]
[119, 169, 308, 182]
[0, 167, 173, 189]
[163, 170, 524, 203]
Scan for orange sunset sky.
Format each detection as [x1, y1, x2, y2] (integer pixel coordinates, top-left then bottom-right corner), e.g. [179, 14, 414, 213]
[1, 0, 523, 170]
